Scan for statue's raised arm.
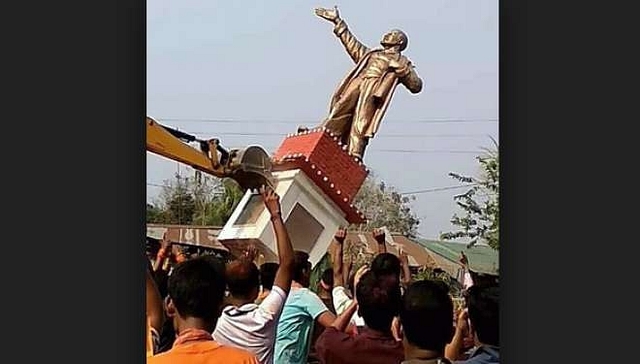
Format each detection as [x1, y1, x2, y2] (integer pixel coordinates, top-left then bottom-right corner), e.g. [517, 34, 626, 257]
[309, 6, 423, 161]
[315, 6, 370, 64]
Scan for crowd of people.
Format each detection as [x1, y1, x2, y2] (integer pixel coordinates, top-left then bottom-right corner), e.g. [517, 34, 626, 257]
[146, 186, 499, 364]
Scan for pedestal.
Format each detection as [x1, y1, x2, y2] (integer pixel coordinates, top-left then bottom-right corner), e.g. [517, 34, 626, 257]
[218, 127, 369, 267]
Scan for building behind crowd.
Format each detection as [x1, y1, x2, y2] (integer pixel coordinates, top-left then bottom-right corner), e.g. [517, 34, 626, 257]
[417, 239, 499, 284]
[145, 223, 499, 287]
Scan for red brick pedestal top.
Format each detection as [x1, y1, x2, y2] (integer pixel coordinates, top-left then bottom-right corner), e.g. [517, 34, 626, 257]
[272, 127, 369, 224]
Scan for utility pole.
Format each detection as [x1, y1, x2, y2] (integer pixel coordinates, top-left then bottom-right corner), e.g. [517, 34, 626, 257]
[195, 170, 206, 226]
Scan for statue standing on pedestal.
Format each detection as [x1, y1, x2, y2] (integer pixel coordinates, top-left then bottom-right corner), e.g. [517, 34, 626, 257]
[312, 6, 423, 160]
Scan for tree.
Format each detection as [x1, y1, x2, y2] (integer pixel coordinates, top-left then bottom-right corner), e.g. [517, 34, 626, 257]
[352, 174, 420, 238]
[160, 173, 196, 225]
[192, 175, 244, 226]
[146, 203, 165, 223]
[310, 253, 332, 293]
[441, 144, 499, 250]
[146, 172, 243, 226]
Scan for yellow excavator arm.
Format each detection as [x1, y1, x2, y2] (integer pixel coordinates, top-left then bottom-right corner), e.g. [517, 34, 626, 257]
[146, 116, 273, 191]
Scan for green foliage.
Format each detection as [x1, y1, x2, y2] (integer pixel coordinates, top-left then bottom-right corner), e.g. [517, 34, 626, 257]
[146, 172, 243, 226]
[161, 174, 196, 224]
[310, 253, 332, 293]
[441, 144, 499, 250]
[352, 174, 420, 237]
[146, 203, 165, 223]
[192, 176, 244, 226]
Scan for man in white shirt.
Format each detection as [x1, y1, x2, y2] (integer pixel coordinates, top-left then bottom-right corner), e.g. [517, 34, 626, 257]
[212, 186, 295, 364]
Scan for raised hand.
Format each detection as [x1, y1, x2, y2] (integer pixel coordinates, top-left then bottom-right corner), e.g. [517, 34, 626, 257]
[373, 228, 385, 243]
[398, 247, 409, 267]
[160, 232, 172, 250]
[353, 264, 369, 294]
[244, 244, 259, 262]
[459, 251, 469, 267]
[259, 185, 281, 217]
[334, 228, 347, 244]
[314, 6, 340, 23]
[455, 308, 470, 333]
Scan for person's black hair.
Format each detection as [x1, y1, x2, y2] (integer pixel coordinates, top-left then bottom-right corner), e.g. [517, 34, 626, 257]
[153, 269, 169, 299]
[200, 254, 227, 273]
[400, 280, 454, 352]
[167, 257, 226, 321]
[467, 285, 499, 346]
[226, 260, 260, 299]
[356, 271, 401, 333]
[260, 262, 279, 290]
[321, 268, 334, 287]
[292, 251, 311, 283]
[371, 253, 402, 278]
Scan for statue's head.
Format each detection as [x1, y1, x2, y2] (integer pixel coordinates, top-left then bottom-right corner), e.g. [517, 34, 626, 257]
[381, 29, 408, 51]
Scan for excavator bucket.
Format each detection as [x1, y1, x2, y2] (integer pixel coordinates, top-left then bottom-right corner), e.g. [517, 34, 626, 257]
[226, 145, 274, 191]
[146, 115, 274, 191]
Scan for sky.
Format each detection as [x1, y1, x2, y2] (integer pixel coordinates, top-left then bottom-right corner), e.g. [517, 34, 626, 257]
[147, 0, 498, 239]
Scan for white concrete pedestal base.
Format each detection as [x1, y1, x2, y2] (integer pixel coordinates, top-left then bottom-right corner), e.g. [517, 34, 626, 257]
[218, 169, 348, 267]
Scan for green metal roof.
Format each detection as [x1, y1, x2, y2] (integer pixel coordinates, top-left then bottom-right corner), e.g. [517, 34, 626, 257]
[416, 239, 499, 275]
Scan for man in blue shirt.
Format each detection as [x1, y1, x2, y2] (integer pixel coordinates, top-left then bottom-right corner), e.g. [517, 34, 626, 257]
[274, 251, 338, 364]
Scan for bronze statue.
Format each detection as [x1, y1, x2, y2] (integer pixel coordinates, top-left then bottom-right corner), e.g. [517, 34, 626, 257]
[312, 6, 423, 160]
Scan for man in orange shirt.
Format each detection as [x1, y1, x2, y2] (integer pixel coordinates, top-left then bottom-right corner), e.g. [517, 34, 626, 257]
[148, 257, 258, 364]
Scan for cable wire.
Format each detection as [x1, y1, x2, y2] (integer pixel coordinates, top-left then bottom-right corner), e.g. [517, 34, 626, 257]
[159, 117, 498, 125]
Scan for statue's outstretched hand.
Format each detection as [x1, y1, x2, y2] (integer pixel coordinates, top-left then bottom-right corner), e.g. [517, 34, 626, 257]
[315, 6, 340, 23]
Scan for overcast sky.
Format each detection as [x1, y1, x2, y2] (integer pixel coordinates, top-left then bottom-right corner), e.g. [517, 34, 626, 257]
[147, 0, 498, 239]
